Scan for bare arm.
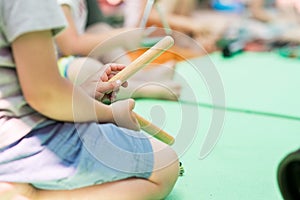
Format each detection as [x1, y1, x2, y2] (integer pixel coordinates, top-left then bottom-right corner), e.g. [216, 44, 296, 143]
[250, 0, 265, 11]
[148, 10, 205, 35]
[12, 30, 114, 123]
[123, 0, 148, 27]
[55, 5, 139, 56]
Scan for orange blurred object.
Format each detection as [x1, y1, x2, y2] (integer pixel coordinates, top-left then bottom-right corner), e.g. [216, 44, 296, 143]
[127, 45, 202, 67]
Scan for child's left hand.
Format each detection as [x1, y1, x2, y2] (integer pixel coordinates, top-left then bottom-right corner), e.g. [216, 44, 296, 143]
[80, 63, 128, 102]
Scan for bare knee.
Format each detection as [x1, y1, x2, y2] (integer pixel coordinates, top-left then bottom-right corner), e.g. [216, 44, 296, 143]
[149, 139, 179, 199]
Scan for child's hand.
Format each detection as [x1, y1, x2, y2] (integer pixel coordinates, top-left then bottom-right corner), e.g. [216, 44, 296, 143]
[80, 63, 128, 102]
[110, 99, 140, 131]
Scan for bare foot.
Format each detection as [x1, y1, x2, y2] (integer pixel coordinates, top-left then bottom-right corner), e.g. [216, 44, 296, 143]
[195, 34, 219, 53]
[280, 27, 300, 43]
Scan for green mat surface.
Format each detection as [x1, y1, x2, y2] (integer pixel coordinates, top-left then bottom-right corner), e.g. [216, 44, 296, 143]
[175, 52, 300, 119]
[135, 99, 300, 200]
[133, 52, 300, 199]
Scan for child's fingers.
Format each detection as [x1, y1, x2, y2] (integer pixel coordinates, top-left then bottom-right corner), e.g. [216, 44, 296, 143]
[101, 73, 109, 82]
[102, 63, 126, 82]
[107, 74, 115, 80]
[96, 80, 122, 94]
[96, 82, 115, 94]
[104, 63, 126, 73]
[108, 63, 126, 71]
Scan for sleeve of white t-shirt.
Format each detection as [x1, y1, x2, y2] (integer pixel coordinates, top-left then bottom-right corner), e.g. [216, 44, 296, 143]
[2, 0, 67, 42]
[56, 0, 87, 35]
[57, 0, 76, 10]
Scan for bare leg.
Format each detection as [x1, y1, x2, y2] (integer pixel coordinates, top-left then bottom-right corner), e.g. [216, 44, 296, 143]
[0, 183, 16, 200]
[195, 33, 219, 53]
[132, 60, 177, 82]
[116, 80, 181, 101]
[2, 183, 34, 200]
[173, 0, 196, 16]
[11, 139, 179, 200]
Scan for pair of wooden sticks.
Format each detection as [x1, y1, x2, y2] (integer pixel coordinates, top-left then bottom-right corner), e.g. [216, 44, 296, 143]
[108, 36, 175, 145]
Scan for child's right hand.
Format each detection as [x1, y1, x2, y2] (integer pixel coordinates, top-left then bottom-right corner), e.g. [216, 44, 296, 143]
[110, 99, 140, 131]
[80, 63, 127, 102]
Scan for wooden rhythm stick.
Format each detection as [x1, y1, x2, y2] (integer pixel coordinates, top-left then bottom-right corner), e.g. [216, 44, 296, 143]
[110, 36, 175, 145]
[135, 113, 175, 145]
[109, 36, 174, 83]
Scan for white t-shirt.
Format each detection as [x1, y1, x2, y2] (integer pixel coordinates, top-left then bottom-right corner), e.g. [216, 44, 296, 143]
[57, 0, 88, 35]
[0, 0, 67, 148]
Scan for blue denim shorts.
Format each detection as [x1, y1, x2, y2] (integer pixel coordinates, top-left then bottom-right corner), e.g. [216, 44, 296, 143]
[0, 121, 154, 190]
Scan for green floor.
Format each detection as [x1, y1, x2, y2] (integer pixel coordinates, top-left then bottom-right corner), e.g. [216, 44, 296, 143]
[134, 52, 300, 199]
[176, 52, 300, 118]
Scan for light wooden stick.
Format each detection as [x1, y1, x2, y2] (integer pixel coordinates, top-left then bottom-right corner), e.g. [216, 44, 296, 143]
[135, 114, 175, 145]
[110, 36, 175, 145]
[109, 35, 174, 83]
